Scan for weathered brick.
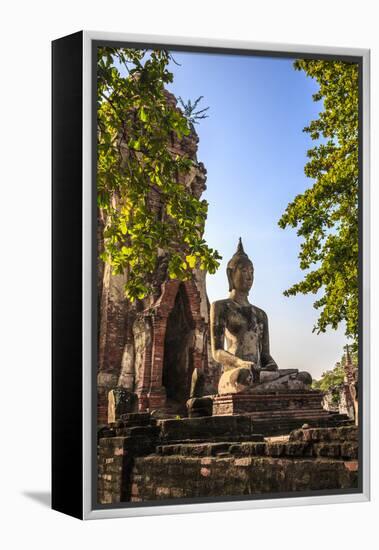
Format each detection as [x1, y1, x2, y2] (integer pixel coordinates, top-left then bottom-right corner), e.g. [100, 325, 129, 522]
[234, 457, 252, 467]
[156, 486, 171, 497]
[344, 461, 359, 472]
[131, 483, 139, 496]
[170, 487, 184, 498]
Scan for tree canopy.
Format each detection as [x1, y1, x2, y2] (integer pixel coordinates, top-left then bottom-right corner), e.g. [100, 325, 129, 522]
[278, 59, 359, 347]
[312, 347, 357, 395]
[312, 362, 345, 405]
[97, 47, 220, 301]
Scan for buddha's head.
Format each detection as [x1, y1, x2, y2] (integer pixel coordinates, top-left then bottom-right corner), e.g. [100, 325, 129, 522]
[227, 238, 254, 293]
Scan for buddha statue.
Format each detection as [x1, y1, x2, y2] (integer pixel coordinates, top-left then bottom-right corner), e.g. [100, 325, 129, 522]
[210, 239, 312, 395]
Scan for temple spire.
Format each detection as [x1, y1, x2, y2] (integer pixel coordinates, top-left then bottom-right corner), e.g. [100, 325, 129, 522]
[344, 344, 352, 366]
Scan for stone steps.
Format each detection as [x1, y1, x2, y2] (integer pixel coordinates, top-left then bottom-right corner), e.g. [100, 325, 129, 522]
[247, 409, 329, 418]
[154, 425, 358, 459]
[252, 415, 351, 436]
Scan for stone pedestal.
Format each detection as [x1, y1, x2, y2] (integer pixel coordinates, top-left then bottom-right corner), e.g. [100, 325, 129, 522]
[213, 390, 324, 416]
[212, 390, 351, 436]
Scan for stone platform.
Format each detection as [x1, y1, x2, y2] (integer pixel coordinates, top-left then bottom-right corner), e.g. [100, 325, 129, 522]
[213, 389, 325, 415]
[98, 421, 359, 503]
[212, 390, 351, 436]
[156, 415, 263, 443]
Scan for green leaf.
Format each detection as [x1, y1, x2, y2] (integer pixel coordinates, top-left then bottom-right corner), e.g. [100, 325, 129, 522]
[185, 255, 197, 269]
[139, 106, 148, 122]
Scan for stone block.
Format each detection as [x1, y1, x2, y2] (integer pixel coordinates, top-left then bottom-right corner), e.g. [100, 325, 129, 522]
[186, 396, 213, 418]
[284, 443, 311, 457]
[108, 387, 138, 423]
[265, 444, 285, 457]
[234, 457, 252, 467]
[170, 488, 184, 498]
[313, 443, 341, 458]
[131, 483, 139, 496]
[340, 442, 359, 459]
[344, 461, 359, 472]
[156, 486, 171, 497]
[157, 415, 253, 442]
[213, 390, 324, 416]
[119, 412, 151, 426]
[289, 426, 357, 443]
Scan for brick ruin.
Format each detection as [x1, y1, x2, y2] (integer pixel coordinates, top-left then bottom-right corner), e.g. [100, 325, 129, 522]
[97, 415, 358, 504]
[321, 348, 359, 423]
[97, 91, 220, 425]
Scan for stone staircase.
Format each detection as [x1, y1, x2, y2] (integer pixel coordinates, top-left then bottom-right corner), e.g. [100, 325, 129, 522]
[251, 412, 351, 437]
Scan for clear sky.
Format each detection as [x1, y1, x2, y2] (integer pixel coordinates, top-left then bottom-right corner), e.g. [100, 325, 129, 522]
[163, 50, 347, 379]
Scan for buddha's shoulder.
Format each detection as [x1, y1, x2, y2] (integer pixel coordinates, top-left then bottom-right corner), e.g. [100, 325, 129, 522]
[211, 298, 232, 310]
[251, 304, 268, 320]
[211, 300, 268, 319]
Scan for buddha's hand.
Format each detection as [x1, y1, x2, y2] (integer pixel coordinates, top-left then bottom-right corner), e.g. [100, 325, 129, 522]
[235, 359, 261, 383]
[236, 359, 255, 370]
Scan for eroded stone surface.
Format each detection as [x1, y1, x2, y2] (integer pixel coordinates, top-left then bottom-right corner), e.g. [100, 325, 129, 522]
[186, 396, 214, 418]
[157, 415, 255, 442]
[107, 387, 138, 423]
[97, 417, 358, 504]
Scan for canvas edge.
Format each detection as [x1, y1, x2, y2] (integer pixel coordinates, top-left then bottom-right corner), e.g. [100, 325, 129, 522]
[81, 30, 371, 520]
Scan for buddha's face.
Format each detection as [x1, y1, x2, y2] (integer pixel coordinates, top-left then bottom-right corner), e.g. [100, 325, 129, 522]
[232, 261, 254, 293]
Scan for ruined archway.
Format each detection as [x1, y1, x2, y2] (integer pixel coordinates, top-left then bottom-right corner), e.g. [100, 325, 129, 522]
[140, 278, 206, 413]
[162, 283, 196, 414]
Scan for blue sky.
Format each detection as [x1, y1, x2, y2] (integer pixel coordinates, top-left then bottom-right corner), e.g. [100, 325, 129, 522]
[163, 50, 346, 379]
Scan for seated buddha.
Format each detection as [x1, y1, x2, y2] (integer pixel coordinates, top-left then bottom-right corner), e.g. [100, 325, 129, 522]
[210, 238, 312, 395]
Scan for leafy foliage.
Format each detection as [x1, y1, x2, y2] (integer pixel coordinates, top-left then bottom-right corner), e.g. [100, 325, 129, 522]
[97, 47, 220, 301]
[313, 346, 358, 404]
[312, 363, 345, 393]
[177, 96, 210, 125]
[278, 60, 359, 345]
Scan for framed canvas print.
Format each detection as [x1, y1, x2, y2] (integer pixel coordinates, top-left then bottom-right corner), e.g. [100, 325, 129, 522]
[52, 31, 370, 520]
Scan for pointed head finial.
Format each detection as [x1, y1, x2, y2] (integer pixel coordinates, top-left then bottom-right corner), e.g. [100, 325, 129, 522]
[226, 238, 254, 292]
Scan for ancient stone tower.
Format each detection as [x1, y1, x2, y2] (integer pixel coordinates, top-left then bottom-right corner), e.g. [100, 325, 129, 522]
[97, 91, 220, 424]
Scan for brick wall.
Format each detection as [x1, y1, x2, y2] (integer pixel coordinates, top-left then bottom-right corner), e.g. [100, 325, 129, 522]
[129, 453, 358, 502]
[97, 424, 358, 504]
[97, 90, 218, 424]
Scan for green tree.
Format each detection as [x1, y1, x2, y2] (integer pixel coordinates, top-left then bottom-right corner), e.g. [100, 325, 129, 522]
[97, 47, 221, 301]
[278, 60, 359, 346]
[312, 361, 345, 406]
[313, 362, 345, 393]
[313, 346, 358, 390]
